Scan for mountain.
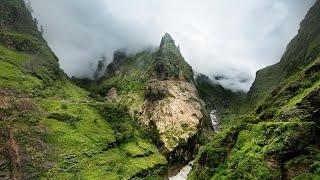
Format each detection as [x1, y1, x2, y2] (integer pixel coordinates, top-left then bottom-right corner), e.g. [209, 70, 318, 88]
[93, 33, 212, 163]
[1, 0, 319, 179]
[154, 33, 194, 82]
[0, 1, 167, 179]
[189, 1, 320, 179]
[0, 1, 211, 178]
[248, 0, 320, 106]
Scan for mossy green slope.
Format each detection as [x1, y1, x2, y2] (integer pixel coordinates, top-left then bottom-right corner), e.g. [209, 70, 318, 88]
[190, 58, 320, 179]
[248, 0, 320, 106]
[189, 2, 320, 179]
[0, 1, 167, 179]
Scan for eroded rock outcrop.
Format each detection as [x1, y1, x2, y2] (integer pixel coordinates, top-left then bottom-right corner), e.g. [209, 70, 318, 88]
[142, 80, 203, 152]
[140, 33, 206, 155]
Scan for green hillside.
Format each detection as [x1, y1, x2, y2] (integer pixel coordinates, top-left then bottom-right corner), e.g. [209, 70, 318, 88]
[0, 0, 319, 179]
[189, 1, 320, 179]
[248, 0, 320, 106]
[0, 1, 167, 179]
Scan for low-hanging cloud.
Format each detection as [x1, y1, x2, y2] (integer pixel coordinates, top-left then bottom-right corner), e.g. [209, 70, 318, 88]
[29, 0, 315, 91]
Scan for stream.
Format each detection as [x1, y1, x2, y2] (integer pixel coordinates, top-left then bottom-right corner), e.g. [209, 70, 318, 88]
[168, 161, 194, 180]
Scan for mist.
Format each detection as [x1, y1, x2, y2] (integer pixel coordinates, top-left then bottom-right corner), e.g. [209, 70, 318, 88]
[28, 0, 315, 91]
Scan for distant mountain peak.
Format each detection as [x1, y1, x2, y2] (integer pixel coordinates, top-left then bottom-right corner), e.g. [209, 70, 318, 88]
[159, 33, 175, 48]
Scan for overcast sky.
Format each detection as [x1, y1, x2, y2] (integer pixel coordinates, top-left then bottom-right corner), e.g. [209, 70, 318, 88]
[29, 0, 315, 91]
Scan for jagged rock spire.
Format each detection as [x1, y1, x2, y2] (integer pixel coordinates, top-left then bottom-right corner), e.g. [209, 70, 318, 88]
[159, 33, 175, 48]
[154, 33, 194, 82]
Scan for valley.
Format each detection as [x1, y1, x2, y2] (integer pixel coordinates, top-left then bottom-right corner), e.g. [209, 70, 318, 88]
[0, 0, 319, 179]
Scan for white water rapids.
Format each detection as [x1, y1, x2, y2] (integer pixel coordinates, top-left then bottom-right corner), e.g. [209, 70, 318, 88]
[168, 161, 194, 180]
[210, 110, 220, 132]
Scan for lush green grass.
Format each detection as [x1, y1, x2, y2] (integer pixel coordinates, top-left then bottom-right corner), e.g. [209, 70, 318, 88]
[39, 99, 116, 151]
[0, 44, 45, 94]
[0, 45, 30, 65]
[35, 99, 167, 179]
[189, 121, 317, 179]
[0, 37, 63, 95]
[41, 80, 89, 100]
[0, 61, 43, 94]
[252, 57, 320, 123]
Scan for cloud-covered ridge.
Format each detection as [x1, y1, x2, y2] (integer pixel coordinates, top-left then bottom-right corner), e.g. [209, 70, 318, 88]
[29, 0, 315, 91]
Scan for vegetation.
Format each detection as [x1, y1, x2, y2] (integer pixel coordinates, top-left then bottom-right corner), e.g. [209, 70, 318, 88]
[190, 52, 320, 180]
[195, 74, 247, 126]
[189, 1, 320, 179]
[0, 1, 167, 179]
[155, 33, 194, 82]
[40, 100, 167, 179]
[1, 0, 319, 179]
[247, 0, 320, 106]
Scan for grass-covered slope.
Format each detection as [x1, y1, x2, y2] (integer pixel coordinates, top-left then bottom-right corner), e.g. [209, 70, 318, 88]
[248, 0, 320, 105]
[37, 100, 167, 179]
[189, 1, 320, 178]
[0, 1, 167, 179]
[190, 57, 320, 180]
[94, 49, 156, 114]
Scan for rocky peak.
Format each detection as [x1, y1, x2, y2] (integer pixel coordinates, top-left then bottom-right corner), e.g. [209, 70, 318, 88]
[159, 33, 176, 49]
[155, 33, 194, 82]
[104, 50, 128, 76]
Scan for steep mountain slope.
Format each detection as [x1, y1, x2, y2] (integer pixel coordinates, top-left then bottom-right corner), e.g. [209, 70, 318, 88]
[0, 1, 167, 179]
[248, 0, 320, 106]
[141, 34, 203, 155]
[154, 33, 194, 82]
[1, 0, 318, 179]
[189, 1, 320, 179]
[195, 74, 246, 126]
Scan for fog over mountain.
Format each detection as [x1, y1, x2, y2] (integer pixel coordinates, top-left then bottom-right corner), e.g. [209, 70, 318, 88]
[28, 0, 315, 91]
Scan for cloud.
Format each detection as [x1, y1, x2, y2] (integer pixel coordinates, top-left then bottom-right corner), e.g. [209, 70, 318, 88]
[29, 0, 315, 91]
